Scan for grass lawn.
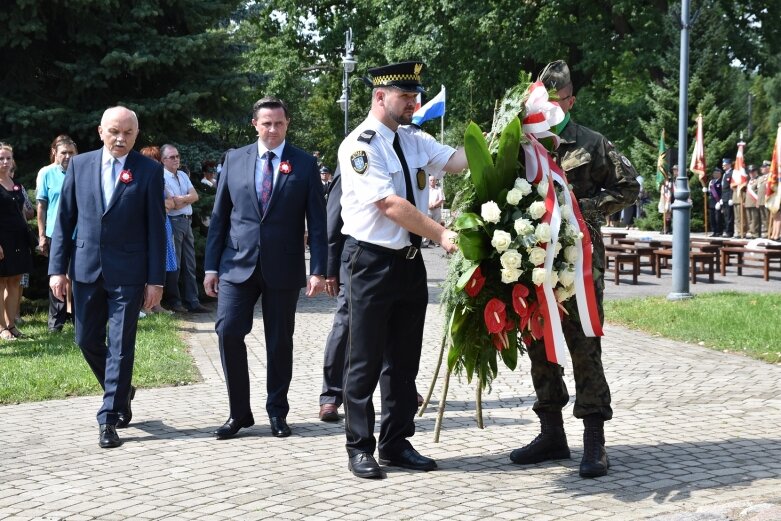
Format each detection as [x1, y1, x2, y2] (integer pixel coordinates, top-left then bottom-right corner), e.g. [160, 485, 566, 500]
[604, 291, 781, 364]
[0, 309, 200, 404]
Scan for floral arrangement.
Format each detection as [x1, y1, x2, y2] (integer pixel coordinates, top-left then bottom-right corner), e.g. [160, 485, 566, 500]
[423, 77, 603, 437]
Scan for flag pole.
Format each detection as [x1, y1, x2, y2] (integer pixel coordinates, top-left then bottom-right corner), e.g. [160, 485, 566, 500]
[440, 85, 445, 143]
[701, 114, 708, 234]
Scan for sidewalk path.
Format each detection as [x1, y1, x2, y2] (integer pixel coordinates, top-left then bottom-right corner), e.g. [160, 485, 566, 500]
[2, 232, 780, 520]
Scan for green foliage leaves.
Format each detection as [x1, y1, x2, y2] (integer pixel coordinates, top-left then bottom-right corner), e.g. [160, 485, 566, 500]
[464, 122, 493, 202]
[495, 117, 522, 190]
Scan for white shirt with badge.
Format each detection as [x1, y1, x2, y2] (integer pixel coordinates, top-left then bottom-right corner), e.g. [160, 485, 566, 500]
[338, 114, 455, 249]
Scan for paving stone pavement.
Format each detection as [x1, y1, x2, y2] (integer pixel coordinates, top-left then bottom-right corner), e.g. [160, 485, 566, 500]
[1, 230, 780, 521]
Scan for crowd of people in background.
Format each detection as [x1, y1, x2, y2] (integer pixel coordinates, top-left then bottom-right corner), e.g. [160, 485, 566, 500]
[706, 158, 778, 240]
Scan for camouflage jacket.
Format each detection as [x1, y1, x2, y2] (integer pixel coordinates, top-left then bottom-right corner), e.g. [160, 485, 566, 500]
[552, 119, 639, 227]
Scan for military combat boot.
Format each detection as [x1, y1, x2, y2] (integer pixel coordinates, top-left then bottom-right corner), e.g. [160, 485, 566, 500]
[509, 411, 571, 464]
[579, 414, 610, 478]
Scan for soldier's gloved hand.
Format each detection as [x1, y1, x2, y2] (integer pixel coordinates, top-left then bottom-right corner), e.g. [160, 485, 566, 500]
[728, 199, 734, 206]
[715, 201, 722, 210]
[702, 187, 708, 193]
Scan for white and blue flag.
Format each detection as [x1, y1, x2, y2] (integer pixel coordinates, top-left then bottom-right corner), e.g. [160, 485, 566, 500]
[412, 86, 445, 126]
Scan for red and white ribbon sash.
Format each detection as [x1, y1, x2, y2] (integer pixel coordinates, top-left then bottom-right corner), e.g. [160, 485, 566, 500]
[747, 182, 758, 202]
[520, 82, 603, 366]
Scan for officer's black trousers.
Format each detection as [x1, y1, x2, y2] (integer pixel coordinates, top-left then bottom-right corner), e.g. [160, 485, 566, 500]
[342, 238, 427, 456]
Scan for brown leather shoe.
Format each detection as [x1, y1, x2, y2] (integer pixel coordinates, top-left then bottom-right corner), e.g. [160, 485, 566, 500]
[319, 403, 339, 422]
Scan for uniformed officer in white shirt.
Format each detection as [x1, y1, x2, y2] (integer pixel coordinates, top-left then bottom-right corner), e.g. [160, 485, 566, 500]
[337, 61, 467, 479]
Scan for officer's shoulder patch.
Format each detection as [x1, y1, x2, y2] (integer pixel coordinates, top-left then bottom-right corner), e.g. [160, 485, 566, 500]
[357, 130, 376, 144]
[350, 150, 369, 175]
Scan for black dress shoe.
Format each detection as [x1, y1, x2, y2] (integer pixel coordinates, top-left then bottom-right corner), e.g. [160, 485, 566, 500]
[348, 452, 383, 479]
[116, 386, 136, 429]
[99, 424, 122, 449]
[186, 304, 210, 313]
[214, 415, 255, 439]
[379, 446, 437, 471]
[319, 404, 339, 422]
[269, 417, 291, 438]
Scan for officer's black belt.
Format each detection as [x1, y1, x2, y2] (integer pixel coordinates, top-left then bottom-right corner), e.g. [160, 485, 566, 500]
[355, 240, 418, 260]
[169, 214, 192, 220]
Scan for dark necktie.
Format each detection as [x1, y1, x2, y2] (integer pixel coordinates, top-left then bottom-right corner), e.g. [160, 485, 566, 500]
[392, 133, 421, 248]
[260, 151, 275, 215]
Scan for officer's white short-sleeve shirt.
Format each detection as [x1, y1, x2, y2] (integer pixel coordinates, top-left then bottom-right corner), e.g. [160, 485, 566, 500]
[338, 114, 455, 249]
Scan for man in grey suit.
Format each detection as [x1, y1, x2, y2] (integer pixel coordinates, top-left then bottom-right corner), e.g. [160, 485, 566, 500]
[204, 96, 327, 439]
[49, 106, 166, 449]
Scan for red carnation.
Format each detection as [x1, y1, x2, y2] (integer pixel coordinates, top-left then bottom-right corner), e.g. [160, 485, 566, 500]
[483, 298, 506, 334]
[119, 170, 133, 184]
[512, 284, 530, 317]
[279, 161, 292, 174]
[464, 266, 486, 297]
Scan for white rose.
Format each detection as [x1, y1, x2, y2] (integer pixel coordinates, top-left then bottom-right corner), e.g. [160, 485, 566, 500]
[481, 201, 501, 223]
[564, 245, 580, 263]
[528, 246, 547, 266]
[500, 249, 523, 269]
[549, 270, 559, 286]
[501, 267, 522, 284]
[532, 268, 548, 286]
[535, 222, 552, 243]
[491, 230, 512, 253]
[514, 177, 532, 196]
[560, 204, 573, 220]
[506, 188, 523, 206]
[529, 201, 547, 220]
[514, 217, 534, 236]
[537, 180, 549, 198]
[554, 241, 562, 255]
[558, 267, 576, 287]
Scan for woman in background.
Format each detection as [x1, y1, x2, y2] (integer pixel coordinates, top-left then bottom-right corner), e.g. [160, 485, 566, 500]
[140, 146, 177, 314]
[0, 143, 33, 340]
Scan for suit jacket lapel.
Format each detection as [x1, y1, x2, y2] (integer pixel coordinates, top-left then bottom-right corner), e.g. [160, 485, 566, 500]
[91, 152, 104, 213]
[245, 146, 262, 221]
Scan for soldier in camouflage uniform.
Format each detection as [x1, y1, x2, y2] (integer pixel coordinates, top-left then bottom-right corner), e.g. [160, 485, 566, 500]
[510, 60, 639, 478]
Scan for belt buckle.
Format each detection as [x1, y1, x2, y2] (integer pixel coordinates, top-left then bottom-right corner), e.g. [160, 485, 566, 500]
[405, 246, 418, 260]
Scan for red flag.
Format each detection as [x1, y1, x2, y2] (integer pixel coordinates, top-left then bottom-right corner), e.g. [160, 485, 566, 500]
[730, 140, 747, 189]
[767, 124, 781, 213]
[689, 114, 707, 186]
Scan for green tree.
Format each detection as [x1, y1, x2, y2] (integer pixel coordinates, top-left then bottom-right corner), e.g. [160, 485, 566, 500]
[0, 0, 246, 165]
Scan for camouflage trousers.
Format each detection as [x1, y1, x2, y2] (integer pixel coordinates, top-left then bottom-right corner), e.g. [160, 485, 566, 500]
[527, 230, 612, 421]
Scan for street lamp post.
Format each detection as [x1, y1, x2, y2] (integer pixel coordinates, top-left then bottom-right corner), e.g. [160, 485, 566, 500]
[669, 0, 693, 300]
[339, 28, 356, 136]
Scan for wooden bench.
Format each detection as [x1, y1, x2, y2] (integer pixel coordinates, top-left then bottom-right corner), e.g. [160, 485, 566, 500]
[719, 247, 781, 281]
[654, 249, 717, 284]
[605, 250, 639, 285]
[602, 231, 628, 245]
[605, 243, 657, 274]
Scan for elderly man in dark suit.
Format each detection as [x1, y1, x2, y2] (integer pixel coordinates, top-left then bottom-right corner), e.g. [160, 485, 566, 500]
[49, 106, 166, 449]
[204, 96, 327, 440]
